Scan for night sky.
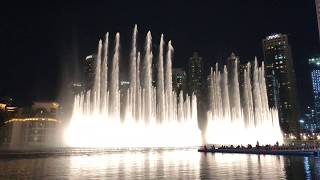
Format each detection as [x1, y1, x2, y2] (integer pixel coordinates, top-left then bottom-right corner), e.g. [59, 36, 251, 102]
[1, 0, 319, 113]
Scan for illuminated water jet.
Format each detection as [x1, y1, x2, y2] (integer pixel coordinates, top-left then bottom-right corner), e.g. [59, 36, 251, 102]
[65, 25, 201, 147]
[206, 59, 283, 145]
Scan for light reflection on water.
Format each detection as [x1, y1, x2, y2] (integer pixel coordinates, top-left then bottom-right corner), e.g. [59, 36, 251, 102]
[70, 150, 201, 179]
[0, 149, 319, 179]
[201, 153, 286, 179]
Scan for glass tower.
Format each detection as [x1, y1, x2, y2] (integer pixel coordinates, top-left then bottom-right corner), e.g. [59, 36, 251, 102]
[262, 34, 300, 133]
[83, 54, 96, 90]
[309, 57, 320, 131]
[172, 68, 187, 93]
[187, 52, 203, 97]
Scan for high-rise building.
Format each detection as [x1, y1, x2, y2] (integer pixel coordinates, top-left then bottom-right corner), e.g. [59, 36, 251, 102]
[71, 83, 84, 95]
[262, 33, 300, 133]
[239, 63, 247, 89]
[172, 68, 187, 93]
[187, 52, 204, 96]
[315, 0, 320, 39]
[227, 53, 239, 71]
[308, 57, 320, 131]
[83, 54, 96, 90]
[301, 106, 317, 133]
[265, 67, 281, 110]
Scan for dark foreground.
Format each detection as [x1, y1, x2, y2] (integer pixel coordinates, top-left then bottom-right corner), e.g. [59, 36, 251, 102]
[0, 148, 320, 179]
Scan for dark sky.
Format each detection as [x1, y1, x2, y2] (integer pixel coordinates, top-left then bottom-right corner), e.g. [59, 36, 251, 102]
[1, 0, 319, 112]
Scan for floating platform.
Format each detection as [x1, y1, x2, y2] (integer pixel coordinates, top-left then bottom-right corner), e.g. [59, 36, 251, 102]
[198, 148, 320, 156]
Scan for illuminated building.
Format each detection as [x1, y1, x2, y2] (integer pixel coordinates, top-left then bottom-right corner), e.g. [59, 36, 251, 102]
[309, 57, 320, 130]
[262, 33, 300, 133]
[120, 80, 130, 91]
[0, 103, 17, 113]
[0, 102, 62, 149]
[301, 106, 317, 133]
[0, 118, 61, 149]
[172, 68, 187, 93]
[227, 53, 239, 73]
[265, 68, 280, 110]
[71, 83, 84, 95]
[187, 52, 204, 96]
[0, 97, 18, 125]
[239, 63, 247, 90]
[84, 54, 96, 89]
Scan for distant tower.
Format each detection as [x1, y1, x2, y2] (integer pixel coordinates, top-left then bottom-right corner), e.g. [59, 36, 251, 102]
[308, 57, 320, 131]
[83, 54, 96, 90]
[262, 33, 300, 133]
[227, 52, 238, 70]
[187, 52, 204, 96]
[172, 68, 187, 93]
[315, 0, 320, 40]
[227, 52, 240, 84]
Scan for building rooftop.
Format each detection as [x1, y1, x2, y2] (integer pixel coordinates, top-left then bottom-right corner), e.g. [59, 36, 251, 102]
[309, 57, 320, 65]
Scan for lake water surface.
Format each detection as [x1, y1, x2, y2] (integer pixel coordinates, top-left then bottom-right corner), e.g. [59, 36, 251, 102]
[0, 149, 319, 179]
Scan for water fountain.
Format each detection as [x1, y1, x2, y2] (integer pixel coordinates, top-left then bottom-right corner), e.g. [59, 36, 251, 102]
[64, 26, 202, 147]
[65, 25, 283, 147]
[206, 59, 283, 145]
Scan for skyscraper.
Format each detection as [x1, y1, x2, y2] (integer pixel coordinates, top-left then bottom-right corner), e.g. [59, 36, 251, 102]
[309, 57, 320, 131]
[227, 53, 239, 71]
[315, 0, 320, 39]
[264, 64, 281, 110]
[302, 106, 317, 133]
[172, 68, 187, 93]
[83, 54, 96, 90]
[187, 52, 204, 96]
[262, 33, 300, 133]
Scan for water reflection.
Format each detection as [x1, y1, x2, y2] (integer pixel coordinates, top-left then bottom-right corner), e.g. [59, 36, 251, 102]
[0, 149, 320, 179]
[0, 157, 71, 179]
[314, 157, 320, 178]
[304, 157, 312, 179]
[200, 153, 286, 179]
[70, 150, 200, 179]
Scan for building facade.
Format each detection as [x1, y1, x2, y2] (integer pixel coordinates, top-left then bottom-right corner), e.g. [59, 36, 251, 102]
[172, 68, 187, 93]
[0, 97, 17, 126]
[262, 33, 300, 133]
[83, 54, 96, 90]
[309, 57, 320, 131]
[301, 106, 317, 133]
[0, 118, 61, 150]
[0, 102, 62, 150]
[187, 52, 204, 96]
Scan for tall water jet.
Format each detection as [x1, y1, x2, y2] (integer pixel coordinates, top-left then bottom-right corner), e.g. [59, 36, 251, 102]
[143, 31, 153, 124]
[94, 40, 102, 114]
[102, 33, 109, 115]
[164, 41, 173, 124]
[157, 34, 165, 122]
[206, 60, 283, 145]
[110, 33, 120, 122]
[129, 25, 137, 121]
